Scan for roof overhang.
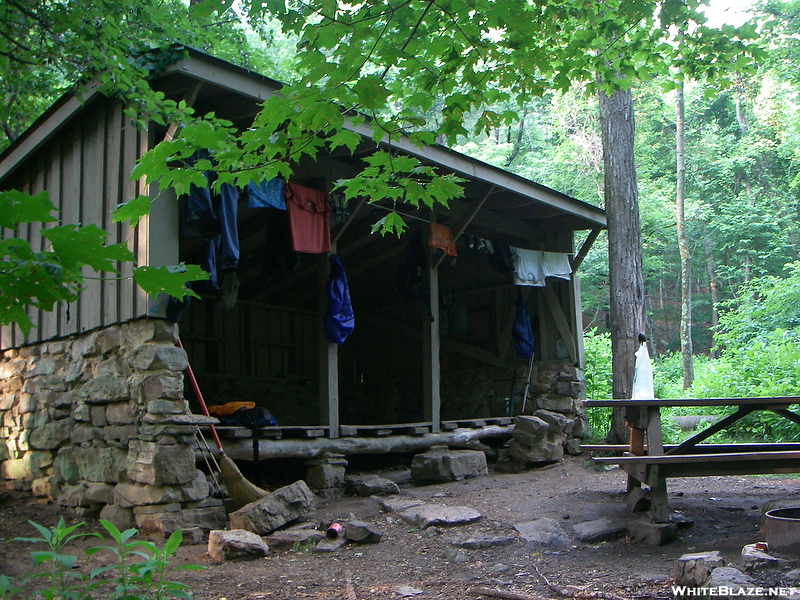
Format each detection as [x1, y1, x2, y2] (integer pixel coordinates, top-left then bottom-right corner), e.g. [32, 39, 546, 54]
[0, 47, 606, 234]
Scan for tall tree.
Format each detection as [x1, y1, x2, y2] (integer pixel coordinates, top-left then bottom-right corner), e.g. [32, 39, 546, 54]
[600, 87, 646, 442]
[676, 79, 694, 388]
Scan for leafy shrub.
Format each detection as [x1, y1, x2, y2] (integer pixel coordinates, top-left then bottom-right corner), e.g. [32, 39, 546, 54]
[0, 518, 203, 600]
[583, 328, 612, 439]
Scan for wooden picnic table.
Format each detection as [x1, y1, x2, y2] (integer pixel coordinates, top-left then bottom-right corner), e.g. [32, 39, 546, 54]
[582, 397, 800, 522]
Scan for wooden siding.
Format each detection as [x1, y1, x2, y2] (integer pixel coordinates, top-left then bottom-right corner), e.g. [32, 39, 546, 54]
[0, 97, 175, 350]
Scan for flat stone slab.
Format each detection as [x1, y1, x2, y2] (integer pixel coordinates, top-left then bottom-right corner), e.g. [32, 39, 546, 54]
[373, 496, 426, 513]
[345, 475, 400, 496]
[315, 536, 347, 552]
[741, 544, 790, 572]
[265, 527, 325, 551]
[572, 518, 628, 543]
[514, 518, 571, 546]
[398, 504, 482, 528]
[450, 534, 515, 549]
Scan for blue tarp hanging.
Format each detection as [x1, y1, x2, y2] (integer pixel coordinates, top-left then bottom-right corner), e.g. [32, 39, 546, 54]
[513, 289, 534, 359]
[324, 254, 355, 345]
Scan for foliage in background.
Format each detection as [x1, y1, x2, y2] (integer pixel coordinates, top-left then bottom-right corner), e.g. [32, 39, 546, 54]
[583, 328, 613, 440]
[0, 518, 201, 600]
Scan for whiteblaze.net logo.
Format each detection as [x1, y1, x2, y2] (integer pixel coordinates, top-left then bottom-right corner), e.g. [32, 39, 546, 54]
[672, 586, 800, 597]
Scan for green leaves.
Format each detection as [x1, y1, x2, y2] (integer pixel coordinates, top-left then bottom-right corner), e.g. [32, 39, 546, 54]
[133, 264, 208, 299]
[43, 225, 133, 272]
[0, 191, 57, 228]
[371, 212, 407, 237]
[112, 194, 150, 228]
[331, 149, 464, 235]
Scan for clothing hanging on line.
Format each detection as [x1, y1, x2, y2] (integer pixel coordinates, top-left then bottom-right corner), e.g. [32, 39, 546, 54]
[510, 247, 572, 286]
[284, 182, 331, 253]
[324, 254, 355, 345]
[245, 178, 286, 210]
[428, 222, 458, 257]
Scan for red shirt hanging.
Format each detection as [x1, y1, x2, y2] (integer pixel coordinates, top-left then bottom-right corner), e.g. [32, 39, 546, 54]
[284, 182, 331, 253]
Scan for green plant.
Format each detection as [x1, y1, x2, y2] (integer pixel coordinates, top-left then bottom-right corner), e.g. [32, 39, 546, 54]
[290, 538, 317, 555]
[88, 520, 203, 600]
[583, 328, 613, 440]
[3, 519, 203, 600]
[9, 517, 102, 600]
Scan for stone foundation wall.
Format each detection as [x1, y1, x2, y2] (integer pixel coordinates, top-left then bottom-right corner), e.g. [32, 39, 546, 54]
[0, 319, 225, 536]
[442, 361, 589, 449]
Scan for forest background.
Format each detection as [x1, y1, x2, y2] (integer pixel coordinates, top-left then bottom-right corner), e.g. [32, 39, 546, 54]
[2, 0, 800, 440]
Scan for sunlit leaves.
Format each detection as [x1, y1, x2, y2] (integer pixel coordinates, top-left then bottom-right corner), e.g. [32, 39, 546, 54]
[43, 226, 133, 272]
[0, 190, 57, 228]
[335, 150, 464, 235]
[132, 264, 207, 299]
[112, 195, 150, 228]
[371, 212, 407, 237]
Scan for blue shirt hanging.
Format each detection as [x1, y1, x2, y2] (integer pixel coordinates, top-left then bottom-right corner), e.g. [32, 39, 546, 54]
[324, 254, 355, 344]
[245, 178, 286, 210]
[513, 289, 534, 359]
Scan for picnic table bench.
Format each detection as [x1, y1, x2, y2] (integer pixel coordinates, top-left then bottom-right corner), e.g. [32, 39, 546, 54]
[582, 397, 800, 522]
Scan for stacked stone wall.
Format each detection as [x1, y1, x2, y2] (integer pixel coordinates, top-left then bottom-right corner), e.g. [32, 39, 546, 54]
[442, 361, 589, 461]
[0, 319, 225, 536]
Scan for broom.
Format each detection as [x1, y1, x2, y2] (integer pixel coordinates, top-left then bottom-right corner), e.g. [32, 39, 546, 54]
[177, 337, 270, 509]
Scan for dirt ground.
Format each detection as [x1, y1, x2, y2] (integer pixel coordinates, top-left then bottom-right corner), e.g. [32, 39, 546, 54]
[2, 455, 799, 600]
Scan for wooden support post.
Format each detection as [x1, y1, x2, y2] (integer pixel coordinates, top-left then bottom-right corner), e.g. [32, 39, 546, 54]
[319, 245, 339, 438]
[541, 285, 577, 364]
[646, 406, 669, 523]
[423, 244, 441, 433]
[627, 427, 644, 492]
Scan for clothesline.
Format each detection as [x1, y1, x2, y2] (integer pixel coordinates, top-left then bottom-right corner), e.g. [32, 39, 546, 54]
[369, 202, 433, 225]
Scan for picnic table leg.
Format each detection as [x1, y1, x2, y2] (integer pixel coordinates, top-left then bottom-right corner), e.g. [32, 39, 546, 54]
[646, 406, 669, 523]
[627, 427, 645, 492]
[649, 467, 669, 522]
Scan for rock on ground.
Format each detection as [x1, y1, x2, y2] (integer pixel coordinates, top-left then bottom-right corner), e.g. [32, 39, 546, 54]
[207, 529, 270, 563]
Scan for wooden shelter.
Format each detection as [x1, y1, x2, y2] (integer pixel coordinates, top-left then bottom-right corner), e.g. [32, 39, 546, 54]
[0, 48, 606, 448]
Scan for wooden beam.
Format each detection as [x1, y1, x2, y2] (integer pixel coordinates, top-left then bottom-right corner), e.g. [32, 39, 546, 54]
[423, 244, 441, 432]
[433, 185, 496, 269]
[541, 285, 577, 364]
[319, 247, 339, 438]
[331, 197, 367, 246]
[221, 424, 514, 460]
[162, 83, 203, 142]
[443, 194, 543, 243]
[571, 227, 602, 271]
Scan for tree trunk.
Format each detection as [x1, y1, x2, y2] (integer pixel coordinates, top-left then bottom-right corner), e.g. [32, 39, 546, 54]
[598, 87, 645, 443]
[735, 89, 754, 284]
[703, 230, 719, 358]
[676, 80, 693, 389]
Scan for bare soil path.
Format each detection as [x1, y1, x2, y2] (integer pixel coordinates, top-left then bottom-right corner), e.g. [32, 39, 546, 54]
[2, 456, 798, 599]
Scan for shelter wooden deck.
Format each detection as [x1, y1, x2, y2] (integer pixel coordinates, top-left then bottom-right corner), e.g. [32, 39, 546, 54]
[204, 419, 515, 462]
